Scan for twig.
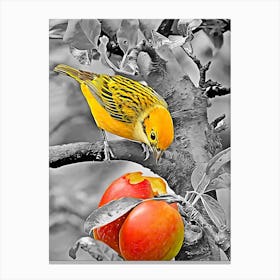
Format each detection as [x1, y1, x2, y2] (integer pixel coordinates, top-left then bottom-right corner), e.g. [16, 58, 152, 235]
[199, 62, 211, 88]
[182, 48, 230, 98]
[184, 52, 231, 97]
[205, 85, 230, 98]
[183, 49, 212, 88]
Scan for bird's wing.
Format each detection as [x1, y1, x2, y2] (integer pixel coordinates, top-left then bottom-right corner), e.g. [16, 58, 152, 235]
[84, 74, 167, 123]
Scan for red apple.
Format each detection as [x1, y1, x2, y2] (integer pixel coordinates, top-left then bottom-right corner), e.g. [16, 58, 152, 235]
[119, 200, 184, 260]
[93, 172, 155, 254]
[98, 172, 155, 207]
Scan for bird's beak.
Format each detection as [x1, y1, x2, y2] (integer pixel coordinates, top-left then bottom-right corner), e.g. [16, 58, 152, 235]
[152, 147, 163, 164]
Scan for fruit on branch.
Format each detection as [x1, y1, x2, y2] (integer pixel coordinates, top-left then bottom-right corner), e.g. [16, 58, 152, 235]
[93, 172, 167, 254]
[93, 172, 181, 259]
[119, 200, 184, 260]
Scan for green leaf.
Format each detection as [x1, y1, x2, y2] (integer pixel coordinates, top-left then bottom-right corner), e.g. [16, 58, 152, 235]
[205, 173, 230, 193]
[200, 194, 227, 229]
[63, 19, 101, 50]
[69, 237, 123, 261]
[84, 197, 142, 235]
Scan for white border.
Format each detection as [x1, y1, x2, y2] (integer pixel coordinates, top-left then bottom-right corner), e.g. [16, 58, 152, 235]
[1, 0, 280, 279]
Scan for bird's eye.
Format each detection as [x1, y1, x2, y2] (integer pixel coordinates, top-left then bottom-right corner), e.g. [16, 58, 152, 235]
[150, 131, 156, 140]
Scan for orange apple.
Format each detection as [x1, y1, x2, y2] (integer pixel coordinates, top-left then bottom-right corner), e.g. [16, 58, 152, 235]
[119, 200, 184, 260]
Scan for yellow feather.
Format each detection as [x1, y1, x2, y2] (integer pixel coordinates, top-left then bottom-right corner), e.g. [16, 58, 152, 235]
[54, 64, 174, 157]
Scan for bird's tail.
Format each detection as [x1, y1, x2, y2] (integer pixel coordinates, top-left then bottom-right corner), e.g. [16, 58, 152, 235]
[53, 64, 96, 83]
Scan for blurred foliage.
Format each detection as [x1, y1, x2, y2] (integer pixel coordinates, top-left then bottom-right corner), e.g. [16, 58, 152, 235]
[49, 19, 230, 261]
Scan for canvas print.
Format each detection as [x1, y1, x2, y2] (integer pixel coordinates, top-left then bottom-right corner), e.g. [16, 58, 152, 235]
[49, 19, 230, 262]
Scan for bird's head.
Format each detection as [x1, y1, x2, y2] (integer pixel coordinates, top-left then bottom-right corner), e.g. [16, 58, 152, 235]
[143, 106, 174, 163]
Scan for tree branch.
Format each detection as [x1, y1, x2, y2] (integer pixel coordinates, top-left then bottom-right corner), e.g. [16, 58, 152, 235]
[49, 141, 155, 168]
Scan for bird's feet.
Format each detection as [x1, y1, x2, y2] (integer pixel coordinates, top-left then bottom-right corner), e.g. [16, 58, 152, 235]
[141, 143, 150, 161]
[100, 129, 115, 161]
[103, 139, 115, 161]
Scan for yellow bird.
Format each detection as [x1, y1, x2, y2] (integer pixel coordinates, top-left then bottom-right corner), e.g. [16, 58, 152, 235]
[54, 64, 174, 162]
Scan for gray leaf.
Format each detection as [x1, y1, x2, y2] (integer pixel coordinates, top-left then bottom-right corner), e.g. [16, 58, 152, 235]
[182, 41, 193, 55]
[151, 30, 170, 49]
[49, 19, 68, 39]
[191, 162, 207, 191]
[69, 237, 123, 261]
[206, 147, 231, 180]
[84, 197, 142, 234]
[188, 19, 203, 31]
[201, 194, 227, 229]
[205, 173, 230, 193]
[116, 19, 139, 54]
[63, 19, 101, 50]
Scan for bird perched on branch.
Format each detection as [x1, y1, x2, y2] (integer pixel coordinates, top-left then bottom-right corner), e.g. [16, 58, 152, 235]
[54, 64, 174, 163]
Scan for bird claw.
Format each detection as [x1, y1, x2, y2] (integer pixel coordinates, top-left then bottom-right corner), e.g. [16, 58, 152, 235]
[141, 143, 150, 161]
[103, 141, 115, 161]
[100, 129, 115, 161]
